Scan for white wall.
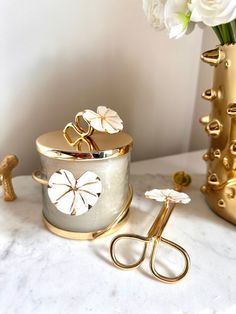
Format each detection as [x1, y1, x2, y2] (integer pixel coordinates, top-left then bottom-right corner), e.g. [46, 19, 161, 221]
[0, 0, 206, 175]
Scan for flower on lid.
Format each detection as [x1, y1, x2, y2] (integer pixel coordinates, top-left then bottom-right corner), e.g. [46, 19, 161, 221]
[145, 188, 191, 204]
[83, 106, 123, 134]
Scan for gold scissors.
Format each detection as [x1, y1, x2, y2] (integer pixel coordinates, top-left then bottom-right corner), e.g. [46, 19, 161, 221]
[110, 173, 191, 284]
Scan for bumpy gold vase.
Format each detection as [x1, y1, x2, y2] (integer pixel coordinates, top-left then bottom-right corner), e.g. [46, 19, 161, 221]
[201, 44, 236, 225]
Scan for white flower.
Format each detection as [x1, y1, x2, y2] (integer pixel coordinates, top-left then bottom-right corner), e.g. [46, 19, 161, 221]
[143, 0, 167, 30]
[145, 188, 191, 204]
[48, 169, 102, 216]
[83, 106, 123, 134]
[190, 0, 236, 26]
[164, 0, 192, 39]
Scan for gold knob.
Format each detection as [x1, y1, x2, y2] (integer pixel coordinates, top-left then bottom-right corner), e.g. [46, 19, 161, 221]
[201, 89, 217, 101]
[173, 171, 191, 192]
[201, 47, 225, 66]
[227, 103, 236, 117]
[205, 119, 223, 137]
[199, 115, 210, 125]
[207, 173, 220, 186]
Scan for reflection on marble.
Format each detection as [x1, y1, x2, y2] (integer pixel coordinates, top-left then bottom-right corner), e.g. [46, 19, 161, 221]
[0, 169, 236, 314]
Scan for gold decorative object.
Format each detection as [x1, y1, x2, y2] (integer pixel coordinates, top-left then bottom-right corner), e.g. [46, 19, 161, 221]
[172, 171, 191, 192]
[32, 168, 132, 240]
[63, 106, 123, 147]
[0, 154, 19, 201]
[33, 106, 133, 239]
[110, 175, 191, 283]
[200, 44, 236, 225]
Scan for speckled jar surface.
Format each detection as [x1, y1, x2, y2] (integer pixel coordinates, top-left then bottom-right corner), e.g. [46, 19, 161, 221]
[35, 131, 133, 234]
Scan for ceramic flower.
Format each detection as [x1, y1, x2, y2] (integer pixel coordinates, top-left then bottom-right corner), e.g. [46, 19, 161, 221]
[143, 0, 166, 30]
[145, 188, 191, 204]
[48, 169, 102, 216]
[83, 106, 123, 134]
[189, 0, 236, 26]
[164, 0, 192, 39]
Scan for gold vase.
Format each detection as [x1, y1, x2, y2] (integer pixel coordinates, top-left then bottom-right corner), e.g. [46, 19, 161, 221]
[201, 44, 236, 225]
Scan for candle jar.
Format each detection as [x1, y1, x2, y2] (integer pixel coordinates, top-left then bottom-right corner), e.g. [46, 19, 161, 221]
[33, 107, 133, 239]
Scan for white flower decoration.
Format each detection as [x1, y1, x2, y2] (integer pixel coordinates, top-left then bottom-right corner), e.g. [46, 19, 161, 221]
[190, 0, 236, 26]
[48, 169, 102, 216]
[145, 188, 191, 204]
[83, 106, 123, 134]
[143, 0, 167, 30]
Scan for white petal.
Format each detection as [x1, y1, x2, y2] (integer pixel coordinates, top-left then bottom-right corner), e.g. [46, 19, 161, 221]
[53, 190, 75, 215]
[169, 24, 185, 39]
[75, 171, 102, 215]
[83, 110, 100, 122]
[145, 189, 167, 202]
[73, 193, 90, 216]
[143, 0, 166, 30]
[48, 169, 76, 187]
[190, 0, 236, 27]
[48, 184, 71, 204]
[105, 116, 123, 130]
[89, 118, 104, 132]
[98, 106, 123, 133]
[168, 190, 191, 204]
[102, 120, 119, 134]
[145, 188, 191, 204]
[48, 169, 77, 214]
[190, 7, 202, 22]
[97, 106, 109, 116]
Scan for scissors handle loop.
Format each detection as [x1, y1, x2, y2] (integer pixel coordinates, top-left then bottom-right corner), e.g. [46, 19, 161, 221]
[110, 234, 149, 270]
[150, 237, 190, 284]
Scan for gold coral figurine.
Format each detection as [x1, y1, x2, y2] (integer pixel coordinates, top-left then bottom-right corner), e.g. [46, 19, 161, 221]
[0, 155, 19, 201]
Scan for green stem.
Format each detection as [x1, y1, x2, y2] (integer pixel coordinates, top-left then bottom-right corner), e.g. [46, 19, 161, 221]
[221, 24, 231, 43]
[226, 22, 235, 43]
[212, 26, 224, 45]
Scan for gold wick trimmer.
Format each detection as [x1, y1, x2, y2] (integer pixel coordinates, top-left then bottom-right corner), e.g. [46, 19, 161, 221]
[110, 172, 191, 284]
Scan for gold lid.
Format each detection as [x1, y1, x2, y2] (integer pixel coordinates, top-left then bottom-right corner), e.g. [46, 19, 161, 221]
[36, 130, 133, 160]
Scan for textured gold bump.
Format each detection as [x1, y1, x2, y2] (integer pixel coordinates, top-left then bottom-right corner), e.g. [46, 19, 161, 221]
[225, 59, 231, 69]
[230, 140, 236, 155]
[200, 185, 207, 193]
[227, 103, 236, 117]
[201, 89, 217, 101]
[199, 115, 210, 125]
[213, 149, 221, 159]
[201, 47, 225, 66]
[202, 153, 209, 161]
[205, 119, 223, 137]
[208, 173, 220, 186]
[226, 187, 235, 199]
[223, 157, 230, 169]
[218, 199, 226, 208]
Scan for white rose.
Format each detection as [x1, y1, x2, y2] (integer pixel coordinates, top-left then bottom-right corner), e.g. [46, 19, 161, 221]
[190, 0, 236, 26]
[143, 0, 166, 30]
[164, 0, 192, 39]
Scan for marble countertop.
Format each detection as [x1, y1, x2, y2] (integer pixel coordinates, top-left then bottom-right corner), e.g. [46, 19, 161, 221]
[0, 150, 236, 314]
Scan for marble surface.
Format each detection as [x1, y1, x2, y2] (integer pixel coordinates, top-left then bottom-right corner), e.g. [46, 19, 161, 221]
[0, 151, 236, 314]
